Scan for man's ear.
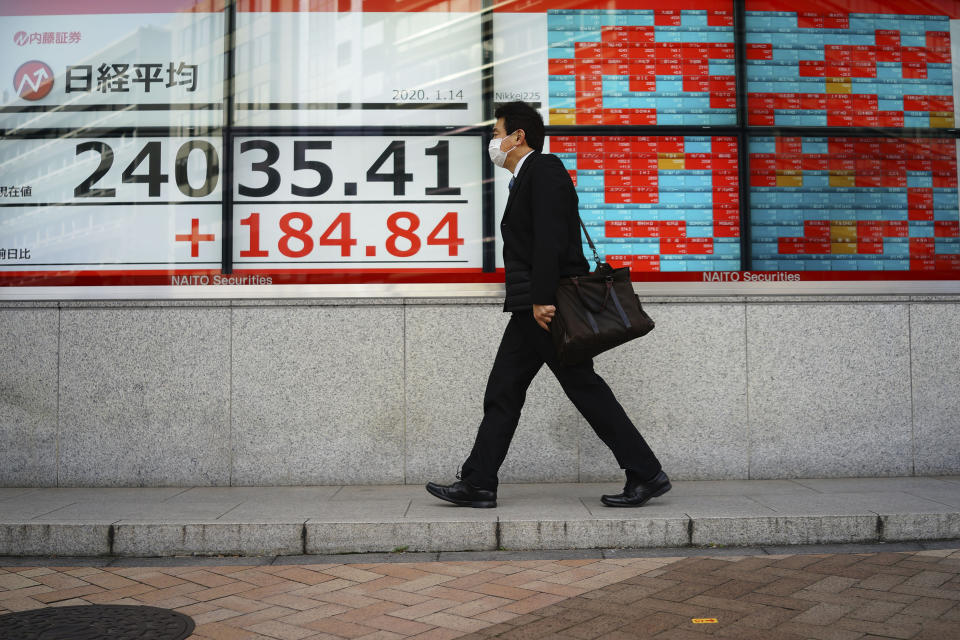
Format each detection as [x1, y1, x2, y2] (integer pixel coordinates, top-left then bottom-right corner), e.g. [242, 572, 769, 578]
[515, 129, 525, 144]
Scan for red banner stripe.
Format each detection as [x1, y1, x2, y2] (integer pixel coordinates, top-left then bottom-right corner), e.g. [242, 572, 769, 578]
[746, 0, 960, 18]
[0, 0, 224, 15]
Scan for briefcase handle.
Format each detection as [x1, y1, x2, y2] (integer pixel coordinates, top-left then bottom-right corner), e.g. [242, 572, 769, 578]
[571, 275, 614, 314]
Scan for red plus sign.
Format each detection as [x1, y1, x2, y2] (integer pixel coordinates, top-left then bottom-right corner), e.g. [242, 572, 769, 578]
[176, 218, 215, 257]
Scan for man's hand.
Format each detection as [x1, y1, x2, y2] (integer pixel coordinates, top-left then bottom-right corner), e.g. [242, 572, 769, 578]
[533, 304, 556, 331]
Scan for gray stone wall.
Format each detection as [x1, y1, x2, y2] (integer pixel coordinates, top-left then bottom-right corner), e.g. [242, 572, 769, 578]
[1, 296, 958, 487]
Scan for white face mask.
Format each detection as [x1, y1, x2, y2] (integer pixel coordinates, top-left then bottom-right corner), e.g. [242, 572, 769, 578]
[488, 135, 518, 168]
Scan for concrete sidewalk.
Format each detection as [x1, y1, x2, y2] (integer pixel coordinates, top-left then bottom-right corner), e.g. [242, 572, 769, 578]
[1, 477, 958, 557]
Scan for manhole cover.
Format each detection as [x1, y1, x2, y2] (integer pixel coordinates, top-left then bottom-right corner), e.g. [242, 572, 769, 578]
[0, 604, 195, 640]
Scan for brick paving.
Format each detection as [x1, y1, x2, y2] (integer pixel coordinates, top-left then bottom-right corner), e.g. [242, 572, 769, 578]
[0, 548, 958, 639]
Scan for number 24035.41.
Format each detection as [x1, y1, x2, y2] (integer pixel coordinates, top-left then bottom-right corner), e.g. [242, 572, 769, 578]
[239, 211, 465, 259]
[238, 140, 460, 198]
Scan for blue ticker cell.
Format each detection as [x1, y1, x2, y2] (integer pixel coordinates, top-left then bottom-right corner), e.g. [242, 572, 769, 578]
[751, 139, 776, 153]
[935, 209, 960, 221]
[908, 175, 934, 188]
[883, 242, 911, 257]
[686, 224, 715, 237]
[714, 242, 740, 257]
[754, 260, 778, 270]
[578, 175, 604, 188]
[901, 35, 928, 46]
[937, 239, 960, 254]
[684, 139, 712, 153]
[709, 62, 736, 76]
[580, 212, 604, 225]
[714, 260, 740, 270]
[884, 260, 911, 270]
[634, 241, 660, 255]
[934, 192, 959, 209]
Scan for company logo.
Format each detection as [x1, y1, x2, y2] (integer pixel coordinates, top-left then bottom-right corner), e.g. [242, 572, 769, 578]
[14, 60, 54, 100]
[13, 31, 28, 46]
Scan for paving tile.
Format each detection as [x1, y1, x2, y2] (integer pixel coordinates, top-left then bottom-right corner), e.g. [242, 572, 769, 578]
[3, 544, 960, 640]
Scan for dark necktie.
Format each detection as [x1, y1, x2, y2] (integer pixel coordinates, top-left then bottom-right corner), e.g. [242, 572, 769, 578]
[508, 176, 515, 190]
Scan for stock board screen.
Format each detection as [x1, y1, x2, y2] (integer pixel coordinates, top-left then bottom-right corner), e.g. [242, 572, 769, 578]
[1, 0, 959, 292]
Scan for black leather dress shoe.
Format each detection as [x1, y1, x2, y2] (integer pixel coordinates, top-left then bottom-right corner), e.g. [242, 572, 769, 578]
[425, 480, 497, 508]
[601, 470, 671, 507]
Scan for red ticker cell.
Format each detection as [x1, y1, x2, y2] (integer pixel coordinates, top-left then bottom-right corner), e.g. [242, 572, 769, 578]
[605, 220, 633, 238]
[631, 256, 660, 272]
[655, 10, 681, 26]
[747, 43, 773, 60]
[875, 30, 900, 47]
[910, 238, 936, 257]
[708, 10, 733, 26]
[876, 46, 902, 62]
[935, 256, 960, 270]
[710, 77, 736, 92]
[712, 137, 737, 154]
[927, 31, 951, 50]
[902, 63, 927, 79]
[857, 241, 884, 254]
[885, 222, 909, 238]
[749, 110, 776, 125]
[710, 93, 737, 109]
[805, 221, 831, 239]
[714, 223, 740, 237]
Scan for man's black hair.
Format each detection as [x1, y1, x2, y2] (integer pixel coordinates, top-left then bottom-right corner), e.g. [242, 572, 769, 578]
[494, 101, 545, 152]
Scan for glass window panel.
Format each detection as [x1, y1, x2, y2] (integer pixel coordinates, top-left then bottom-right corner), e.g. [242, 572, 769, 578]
[745, 0, 959, 128]
[749, 135, 960, 273]
[494, 1, 736, 126]
[496, 134, 742, 274]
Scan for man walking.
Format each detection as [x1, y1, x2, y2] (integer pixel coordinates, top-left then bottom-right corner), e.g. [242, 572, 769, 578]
[426, 101, 669, 508]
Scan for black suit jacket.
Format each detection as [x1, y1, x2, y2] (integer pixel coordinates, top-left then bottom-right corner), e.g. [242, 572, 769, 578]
[500, 151, 590, 311]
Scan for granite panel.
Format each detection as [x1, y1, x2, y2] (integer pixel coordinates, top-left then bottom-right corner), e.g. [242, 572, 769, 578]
[112, 522, 303, 556]
[58, 308, 231, 486]
[0, 523, 111, 555]
[498, 518, 690, 550]
[579, 302, 748, 482]
[880, 513, 960, 541]
[404, 305, 581, 485]
[231, 306, 404, 485]
[580, 495, 776, 519]
[747, 304, 912, 478]
[910, 304, 960, 475]
[305, 520, 496, 553]
[0, 308, 59, 486]
[691, 515, 878, 546]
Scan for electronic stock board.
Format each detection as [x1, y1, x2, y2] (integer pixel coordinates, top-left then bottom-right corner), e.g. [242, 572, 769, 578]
[1, 0, 959, 293]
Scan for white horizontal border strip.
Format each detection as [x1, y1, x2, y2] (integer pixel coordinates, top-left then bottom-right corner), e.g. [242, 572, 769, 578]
[2, 280, 960, 300]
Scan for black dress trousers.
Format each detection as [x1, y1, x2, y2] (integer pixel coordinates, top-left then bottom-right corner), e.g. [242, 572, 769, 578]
[460, 311, 662, 492]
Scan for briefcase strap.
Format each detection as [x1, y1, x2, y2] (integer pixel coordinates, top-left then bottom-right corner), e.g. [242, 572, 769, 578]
[577, 217, 603, 270]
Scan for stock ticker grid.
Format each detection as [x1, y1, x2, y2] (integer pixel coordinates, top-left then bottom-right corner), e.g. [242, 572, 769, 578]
[546, 7, 960, 274]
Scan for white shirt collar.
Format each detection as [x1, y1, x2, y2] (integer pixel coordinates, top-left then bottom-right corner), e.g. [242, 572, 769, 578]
[512, 149, 534, 177]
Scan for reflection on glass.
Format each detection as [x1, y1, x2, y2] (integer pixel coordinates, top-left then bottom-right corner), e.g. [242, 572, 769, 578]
[232, 2, 483, 127]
